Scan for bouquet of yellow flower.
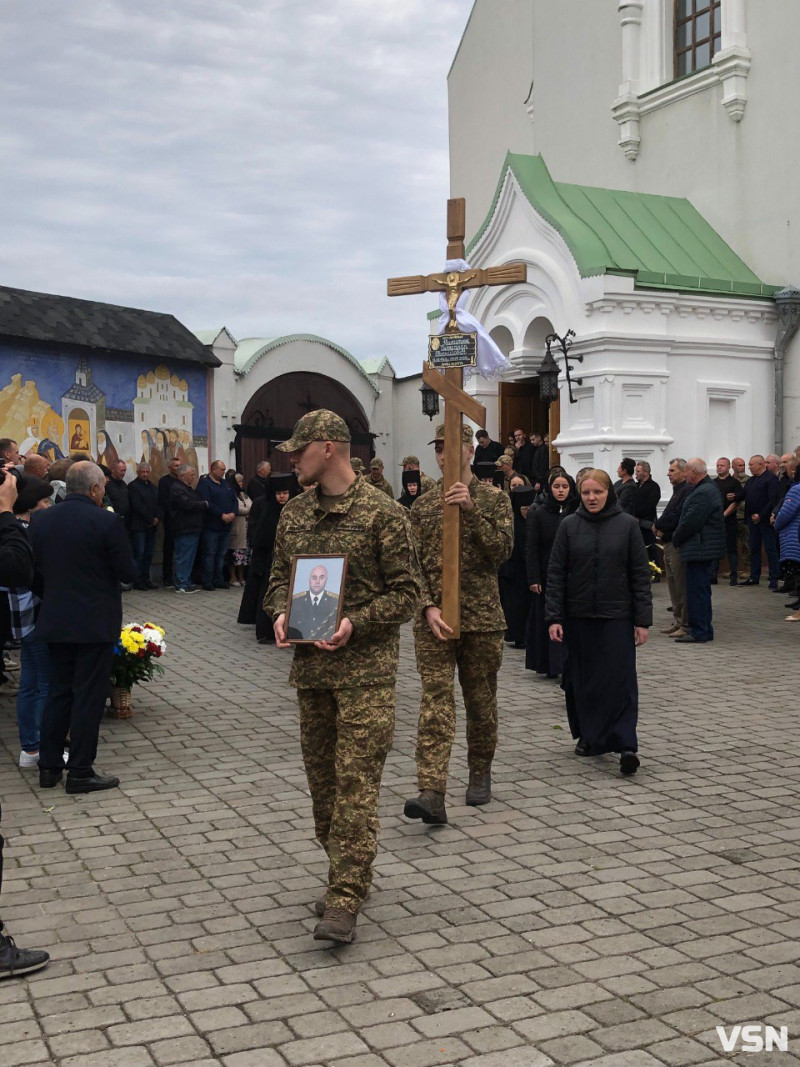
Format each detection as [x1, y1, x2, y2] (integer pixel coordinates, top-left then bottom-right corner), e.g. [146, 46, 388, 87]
[110, 622, 167, 690]
[649, 561, 663, 582]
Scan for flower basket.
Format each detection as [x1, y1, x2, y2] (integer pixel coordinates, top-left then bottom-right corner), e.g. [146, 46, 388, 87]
[109, 686, 133, 719]
[109, 622, 167, 717]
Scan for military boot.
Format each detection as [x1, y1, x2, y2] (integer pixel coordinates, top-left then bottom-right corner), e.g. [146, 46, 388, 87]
[313, 908, 357, 943]
[465, 769, 491, 806]
[403, 790, 447, 824]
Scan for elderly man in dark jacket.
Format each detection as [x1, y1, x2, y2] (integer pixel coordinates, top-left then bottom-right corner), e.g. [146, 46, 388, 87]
[654, 458, 690, 636]
[671, 458, 725, 644]
[742, 454, 780, 588]
[31, 461, 137, 790]
[169, 465, 209, 593]
[128, 462, 162, 590]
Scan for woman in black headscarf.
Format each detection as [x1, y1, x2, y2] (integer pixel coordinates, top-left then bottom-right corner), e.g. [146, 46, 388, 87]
[498, 485, 537, 647]
[525, 470, 578, 678]
[398, 470, 422, 509]
[238, 473, 298, 642]
[546, 469, 652, 775]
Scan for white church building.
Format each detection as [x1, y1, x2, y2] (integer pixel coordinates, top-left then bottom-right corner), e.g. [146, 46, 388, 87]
[196, 0, 799, 495]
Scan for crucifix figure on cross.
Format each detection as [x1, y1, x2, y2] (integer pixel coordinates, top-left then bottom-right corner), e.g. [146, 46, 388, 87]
[387, 198, 527, 637]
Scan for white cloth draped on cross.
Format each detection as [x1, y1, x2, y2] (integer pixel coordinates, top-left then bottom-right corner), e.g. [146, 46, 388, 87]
[437, 259, 511, 380]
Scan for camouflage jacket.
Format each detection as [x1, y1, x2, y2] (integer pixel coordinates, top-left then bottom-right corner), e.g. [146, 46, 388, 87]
[409, 476, 512, 632]
[420, 473, 437, 496]
[368, 475, 395, 498]
[265, 477, 421, 689]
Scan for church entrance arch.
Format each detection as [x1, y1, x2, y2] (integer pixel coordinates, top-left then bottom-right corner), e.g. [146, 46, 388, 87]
[235, 371, 375, 480]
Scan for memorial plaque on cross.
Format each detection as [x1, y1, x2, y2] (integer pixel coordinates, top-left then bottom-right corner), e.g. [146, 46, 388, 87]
[387, 198, 527, 638]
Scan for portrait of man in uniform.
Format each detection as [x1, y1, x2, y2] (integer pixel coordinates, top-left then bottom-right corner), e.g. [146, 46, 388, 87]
[286, 557, 345, 642]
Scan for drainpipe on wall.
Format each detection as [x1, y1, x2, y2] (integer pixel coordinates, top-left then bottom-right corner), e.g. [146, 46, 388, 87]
[773, 286, 800, 454]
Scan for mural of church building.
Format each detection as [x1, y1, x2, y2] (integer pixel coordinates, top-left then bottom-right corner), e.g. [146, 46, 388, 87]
[0, 284, 219, 481]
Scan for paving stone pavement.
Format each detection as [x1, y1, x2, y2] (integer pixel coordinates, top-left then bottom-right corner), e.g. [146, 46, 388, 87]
[1, 581, 800, 1066]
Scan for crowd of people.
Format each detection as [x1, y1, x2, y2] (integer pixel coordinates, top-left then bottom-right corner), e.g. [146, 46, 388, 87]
[1, 421, 798, 961]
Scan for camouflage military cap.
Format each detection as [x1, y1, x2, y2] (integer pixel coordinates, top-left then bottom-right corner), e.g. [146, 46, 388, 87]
[276, 409, 351, 452]
[370, 458, 384, 469]
[496, 454, 513, 468]
[400, 455, 420, 466]
[351, 457, 365, 473]
[428, 423, 476, 445]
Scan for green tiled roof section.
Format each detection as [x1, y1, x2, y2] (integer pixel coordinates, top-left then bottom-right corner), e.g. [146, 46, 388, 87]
[467, 152, 780, 299]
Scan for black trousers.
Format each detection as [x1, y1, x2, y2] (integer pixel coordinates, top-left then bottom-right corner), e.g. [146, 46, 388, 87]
[40, 643, 115, 778]
[161, 523, 174, 585]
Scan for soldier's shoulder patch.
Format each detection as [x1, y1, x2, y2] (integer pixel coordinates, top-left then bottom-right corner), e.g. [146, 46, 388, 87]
[292, 591, 307, 600]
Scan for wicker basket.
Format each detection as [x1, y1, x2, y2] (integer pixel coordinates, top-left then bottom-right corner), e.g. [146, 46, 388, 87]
[109, 686, 133, 719]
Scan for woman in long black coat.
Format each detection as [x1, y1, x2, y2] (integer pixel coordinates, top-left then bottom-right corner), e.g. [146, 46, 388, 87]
[525, 472, 578, 677]
[545, 469, 652, 775]
[238, 474, 297, 642]
[499, 484, 536, 646]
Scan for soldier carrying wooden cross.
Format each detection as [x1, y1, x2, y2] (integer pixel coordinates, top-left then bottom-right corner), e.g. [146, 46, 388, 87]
[387, 198, 527, 823]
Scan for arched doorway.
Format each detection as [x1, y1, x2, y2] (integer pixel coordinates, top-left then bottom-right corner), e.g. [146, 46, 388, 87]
[235, 372, 375, 480]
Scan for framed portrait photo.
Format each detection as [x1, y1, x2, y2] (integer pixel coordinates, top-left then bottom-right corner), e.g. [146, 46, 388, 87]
[285, 554, 348, 644]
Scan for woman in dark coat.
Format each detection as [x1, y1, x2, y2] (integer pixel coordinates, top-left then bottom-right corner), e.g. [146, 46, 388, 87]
[525, 471, 578, 677]
[499, 485, 536, 646]
[546, 469, 652, 775]
[398, 470, 422, 509]
[238, 474, 297, 642]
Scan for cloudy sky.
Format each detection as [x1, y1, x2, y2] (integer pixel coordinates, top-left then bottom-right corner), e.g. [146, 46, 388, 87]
[1, 0, 475, 377]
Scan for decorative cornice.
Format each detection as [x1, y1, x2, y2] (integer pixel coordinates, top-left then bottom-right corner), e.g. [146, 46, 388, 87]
[585, 291, 777, 325]
[713, 45, 752, 122]
[610, 93, 641, 161]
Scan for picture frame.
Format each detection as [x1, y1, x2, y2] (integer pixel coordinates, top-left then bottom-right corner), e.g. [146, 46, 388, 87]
[285, 554, 348, 644]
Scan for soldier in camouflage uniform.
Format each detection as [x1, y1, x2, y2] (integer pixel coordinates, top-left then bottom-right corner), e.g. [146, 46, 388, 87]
[400, 455, 437, 496]
[404, 423, 512, 825]
[350, 457, 365, 476]
[265, 410, 420, 943]
[367, 458, 395, 497]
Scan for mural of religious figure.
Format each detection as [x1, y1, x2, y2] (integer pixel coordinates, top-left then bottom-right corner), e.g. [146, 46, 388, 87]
[70, 422, 88, 451]
[96, 429, 120, 468]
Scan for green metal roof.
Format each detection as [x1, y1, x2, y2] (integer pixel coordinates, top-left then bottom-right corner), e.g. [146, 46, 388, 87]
[468, 153, 779, 299]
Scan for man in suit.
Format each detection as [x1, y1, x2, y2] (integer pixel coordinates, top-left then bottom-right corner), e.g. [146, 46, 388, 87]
[30, 461, 136, 794]
[287, 564, 340, 640]
[158, 457, 181, 586]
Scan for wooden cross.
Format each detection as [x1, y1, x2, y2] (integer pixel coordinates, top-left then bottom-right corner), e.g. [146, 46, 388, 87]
[387, 198, 527, 638]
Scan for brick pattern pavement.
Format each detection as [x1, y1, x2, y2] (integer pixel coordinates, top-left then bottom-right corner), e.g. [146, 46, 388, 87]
[0, 582, 799, 1065]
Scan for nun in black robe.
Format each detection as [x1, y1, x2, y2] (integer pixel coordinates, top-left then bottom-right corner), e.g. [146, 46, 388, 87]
[544, 473, 652, 774]
[398, 470, 422, 509]
[524, 473, 578, 677]
[238, 473, 298, 642]
[498, 485, 537, 647]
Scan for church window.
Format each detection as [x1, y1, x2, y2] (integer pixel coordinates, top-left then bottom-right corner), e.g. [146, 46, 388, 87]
[182, 416, 186, 426]
[162, 414, 166, 424]
[674, 0, 721, 78]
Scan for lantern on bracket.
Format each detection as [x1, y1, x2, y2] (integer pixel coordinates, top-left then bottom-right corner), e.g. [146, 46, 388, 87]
[419, 379, 440, 420]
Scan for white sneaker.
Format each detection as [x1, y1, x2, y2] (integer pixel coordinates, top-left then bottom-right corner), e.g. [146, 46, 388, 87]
[19, 751, 39, 769]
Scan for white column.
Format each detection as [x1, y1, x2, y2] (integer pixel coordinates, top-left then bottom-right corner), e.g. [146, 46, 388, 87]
[713, 0, 751, 122]
[612, 1, 644, 160]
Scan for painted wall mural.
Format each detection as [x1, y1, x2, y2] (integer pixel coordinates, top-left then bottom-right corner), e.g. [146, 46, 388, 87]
[0, 344, 209, 480]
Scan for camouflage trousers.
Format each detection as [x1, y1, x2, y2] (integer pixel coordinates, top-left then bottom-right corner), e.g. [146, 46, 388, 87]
[297, 685, 395, 914]
[413, 628, 504, 794]
[736, 517, 750, 572]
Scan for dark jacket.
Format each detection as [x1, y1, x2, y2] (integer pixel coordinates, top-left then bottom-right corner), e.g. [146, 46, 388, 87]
[474, 440, 503, 465]
[525, 493, 578, 588]
[672, 476, 725, 562]
[531, 445, 550, 487]
[246, 474, 272, 502]
[744, 470, 779, 523]
[0, 511, 35, 644]
[157, 473, 179, 526]
[169, 480, 209, 535]
[105, 477, 130, 521]
[713, 474, 743, 524]
[545, 500, 652, 627]
[197, 475, 239, 533]
[614, 478, 637, 516]
[655, 480, 689, 543]
[128, 478, 162, 532]
[776, 472, 793, 517]
[30, 494, 136, 644]
[634, 478, 661, 526]
[513, 442, 535, 481]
